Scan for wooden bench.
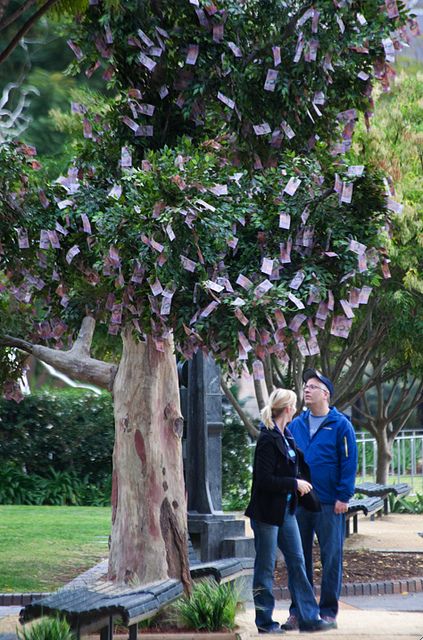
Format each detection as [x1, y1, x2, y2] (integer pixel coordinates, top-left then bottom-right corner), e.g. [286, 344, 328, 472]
[20, 578, 183, 640]
[355, 482, 411, 515]
[20, 541, 254, 640]
[345, 496, 384, 538]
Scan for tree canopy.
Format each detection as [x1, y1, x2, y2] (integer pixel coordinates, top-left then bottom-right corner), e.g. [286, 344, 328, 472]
[1, 0, 416, 401]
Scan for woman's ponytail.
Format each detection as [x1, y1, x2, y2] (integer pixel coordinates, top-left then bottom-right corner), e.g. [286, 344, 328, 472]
[260, 388, 297, 429]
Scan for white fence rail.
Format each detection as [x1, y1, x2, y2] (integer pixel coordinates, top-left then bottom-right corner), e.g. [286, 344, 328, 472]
[356, 430, 423, 494]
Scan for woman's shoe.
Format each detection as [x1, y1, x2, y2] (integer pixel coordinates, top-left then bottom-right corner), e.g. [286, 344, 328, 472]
[258, 624, 286, 634]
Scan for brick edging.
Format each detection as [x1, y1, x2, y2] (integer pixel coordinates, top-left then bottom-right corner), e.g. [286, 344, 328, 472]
[273, 576, 423, 599]
[2, 577, 423, 607]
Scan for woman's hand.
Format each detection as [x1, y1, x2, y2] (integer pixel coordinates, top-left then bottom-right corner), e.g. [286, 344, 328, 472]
[297, 479, 313, 496]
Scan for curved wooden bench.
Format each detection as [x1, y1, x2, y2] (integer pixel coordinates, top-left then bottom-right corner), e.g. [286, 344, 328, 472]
[345, 496, 384, 537]
[20, 540, 253, 640]
[355, 482, 411, 514]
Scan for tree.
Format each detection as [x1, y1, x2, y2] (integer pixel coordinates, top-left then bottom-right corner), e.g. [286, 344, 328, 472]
[0, 1, 91, 65]
[348, 64, 423, 482]
[239, 62, 423, 482]
[0, 0, 415, 587]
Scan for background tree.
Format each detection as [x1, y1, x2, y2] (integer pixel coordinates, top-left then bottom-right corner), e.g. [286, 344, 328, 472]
[348, 63, 423, 482]
[239, 62, 423, 483]
[0, 0, 414, 587]
[0, 1, 90, 65]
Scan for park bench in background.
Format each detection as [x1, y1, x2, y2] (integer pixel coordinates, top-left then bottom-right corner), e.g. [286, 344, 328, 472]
[345, 496, 384, 538]
[355, 482, 411, 515]
[20, 539, 253, 640]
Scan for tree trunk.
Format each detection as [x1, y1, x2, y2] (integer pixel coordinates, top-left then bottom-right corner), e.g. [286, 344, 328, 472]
[375, 429, 392, 484]
[108, 330, 191, 591]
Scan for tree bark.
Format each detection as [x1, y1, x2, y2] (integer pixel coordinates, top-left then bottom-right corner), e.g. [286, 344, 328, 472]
[221, 377, 259, 439]
[0, 317, 117, 390]
[108, 330, 191, 591]
[375, 429, 392, 484]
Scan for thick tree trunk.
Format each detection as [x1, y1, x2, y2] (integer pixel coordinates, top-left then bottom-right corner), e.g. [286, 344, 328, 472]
[375, 430, 392, 484]
[108, 331, 191, 591]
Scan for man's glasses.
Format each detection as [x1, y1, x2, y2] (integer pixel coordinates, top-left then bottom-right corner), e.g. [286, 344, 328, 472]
[303, 384, 327, 392]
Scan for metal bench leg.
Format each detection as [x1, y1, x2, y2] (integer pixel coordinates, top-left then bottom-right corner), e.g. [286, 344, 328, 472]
[128, 623, 137, 640]
[353, 514, 358, 534]
[345, 519, 350, 538]
[384, 497, 389, 515]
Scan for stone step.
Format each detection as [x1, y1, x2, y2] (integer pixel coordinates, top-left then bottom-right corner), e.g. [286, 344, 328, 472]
[221, 536, 255, 558]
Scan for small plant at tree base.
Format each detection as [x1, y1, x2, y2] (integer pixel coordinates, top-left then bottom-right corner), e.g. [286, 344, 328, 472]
[17, 617, 75, 640]
[173, 578, 240, 632]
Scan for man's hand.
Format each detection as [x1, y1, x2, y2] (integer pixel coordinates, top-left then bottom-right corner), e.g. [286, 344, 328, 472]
[334, 500, 349, 514]
[297, 479, 313, 496]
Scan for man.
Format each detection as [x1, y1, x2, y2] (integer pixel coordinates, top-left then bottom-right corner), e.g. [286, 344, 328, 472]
[283, 368, 358, 630]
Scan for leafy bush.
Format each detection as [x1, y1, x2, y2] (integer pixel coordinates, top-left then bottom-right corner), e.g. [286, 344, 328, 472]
[222, 406, 254, 512]
[17, 617, 75, 640]
[0, 388, 114, 485]
[0, 462, 110, 506]
[173, 578, 240, 632]
[389, 492, 423, 514]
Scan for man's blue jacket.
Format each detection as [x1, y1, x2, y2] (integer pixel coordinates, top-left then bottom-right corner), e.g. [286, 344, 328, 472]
[289, 407, 358, 504]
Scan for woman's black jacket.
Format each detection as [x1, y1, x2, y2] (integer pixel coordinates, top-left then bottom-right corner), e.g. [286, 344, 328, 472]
[245, 424, 318, 526]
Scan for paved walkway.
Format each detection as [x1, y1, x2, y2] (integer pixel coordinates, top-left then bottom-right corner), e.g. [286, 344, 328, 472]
[1, 513, 422, 638]
[238, 595, 423, 638]
[240, 513, 423, 638]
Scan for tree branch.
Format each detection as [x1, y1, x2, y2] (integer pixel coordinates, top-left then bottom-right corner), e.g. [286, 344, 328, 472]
[0, 0, 11, 23]
[389, 379, 422, 425]
[385, 378, 397, 414]
[0, 317, 117, 390]
[263, 355, 274, 396]
[352, 402, 374, 423]
[271, 354, 285, 387]
[221, 377, 259, 440]
[242, 2, 313, 70]
[0, 0, 36, 32]
[254, 378, 265, 411]
[0, 0, 59, 66]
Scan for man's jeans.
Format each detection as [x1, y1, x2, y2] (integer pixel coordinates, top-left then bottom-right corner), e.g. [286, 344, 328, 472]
[291, 504, 345, 619]
[251, 506, 320, 632]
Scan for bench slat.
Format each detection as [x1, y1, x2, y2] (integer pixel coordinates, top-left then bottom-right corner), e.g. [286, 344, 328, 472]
[355, 482, 411, 498]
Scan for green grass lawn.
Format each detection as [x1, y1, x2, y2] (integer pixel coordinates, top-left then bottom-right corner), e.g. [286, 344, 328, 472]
[0, 505, 111, 592]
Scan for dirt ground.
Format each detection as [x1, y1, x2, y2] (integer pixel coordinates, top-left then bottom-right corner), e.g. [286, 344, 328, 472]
[274, 513, 423, 585]
[275, 548, 423, 585]
[244, 512, 423, 583]
[343, 512, 423, 552]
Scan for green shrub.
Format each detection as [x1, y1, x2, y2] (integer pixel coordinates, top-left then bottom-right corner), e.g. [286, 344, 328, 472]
[173, 578, 240, 632]
[222, 406, 254, 511]
[389, 492, 423, 514]
[0, 388, 114, 485]
[0, 463, 110, 506]
[17, 617, 75, 640]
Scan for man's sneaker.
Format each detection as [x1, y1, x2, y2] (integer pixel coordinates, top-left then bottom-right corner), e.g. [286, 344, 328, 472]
[299, 619, 337, 632]
[321, 616, 338, 629]
[281, 614, 299, 631]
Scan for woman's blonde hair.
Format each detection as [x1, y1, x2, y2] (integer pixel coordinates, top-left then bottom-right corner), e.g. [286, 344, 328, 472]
[261, 388, 297, 429]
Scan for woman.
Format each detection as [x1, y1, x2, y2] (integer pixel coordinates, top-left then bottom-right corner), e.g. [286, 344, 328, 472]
[245, 388, 336, 634]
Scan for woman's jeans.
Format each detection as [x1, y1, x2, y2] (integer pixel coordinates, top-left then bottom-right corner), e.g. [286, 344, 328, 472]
[251, 506, 320, 631]
[290, 504, 345, 619]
